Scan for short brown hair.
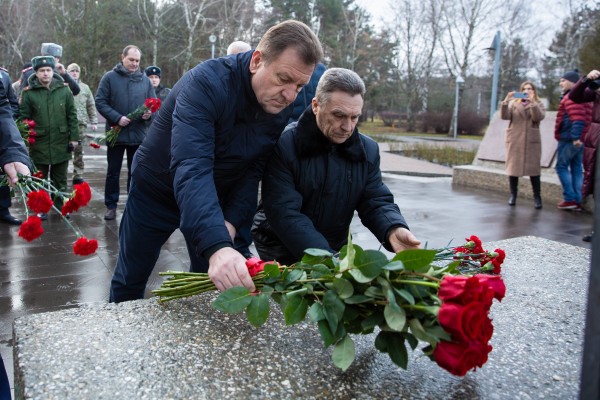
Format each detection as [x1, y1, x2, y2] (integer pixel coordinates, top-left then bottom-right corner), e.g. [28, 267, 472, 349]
[122, 45, 142, 57]
[255, 20, 323, 66]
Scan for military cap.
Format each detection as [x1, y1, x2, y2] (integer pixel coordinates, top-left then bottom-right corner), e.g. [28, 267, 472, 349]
[144, 65, 161, 77]
[31, 56, 56, 71]
[67, 63, 81, 72]
[41, 43, 63, 58]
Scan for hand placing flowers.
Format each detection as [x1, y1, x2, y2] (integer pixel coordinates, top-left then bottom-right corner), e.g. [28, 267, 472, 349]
[155, 234, 506, 376]
[94, 98, 161, 147]
[1, 173, 99, 256]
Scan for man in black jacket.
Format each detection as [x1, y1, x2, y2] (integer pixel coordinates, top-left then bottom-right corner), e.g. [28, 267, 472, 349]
[252, 68, 421, 265]
[109, 20, 323, 302]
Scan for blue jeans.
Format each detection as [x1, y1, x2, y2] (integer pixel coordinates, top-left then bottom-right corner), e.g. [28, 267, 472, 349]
[555, 141, 583, 203]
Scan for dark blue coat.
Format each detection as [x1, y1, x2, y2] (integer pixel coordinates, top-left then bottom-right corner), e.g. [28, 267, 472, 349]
[0, 70, 29, 169]
[252, 109, 409, 264]
[95, 63, 155, 145]
[134, 52, 291, 258]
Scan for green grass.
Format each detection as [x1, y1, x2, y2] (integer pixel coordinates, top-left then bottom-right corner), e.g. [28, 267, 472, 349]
[395, 143, 477, 167]
[358, 118, 484, 141]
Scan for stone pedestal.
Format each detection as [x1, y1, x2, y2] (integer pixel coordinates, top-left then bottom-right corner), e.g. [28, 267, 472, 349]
[13, 237, 589, 399]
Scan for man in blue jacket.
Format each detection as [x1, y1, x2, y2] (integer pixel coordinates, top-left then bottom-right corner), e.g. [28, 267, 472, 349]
[252, 68, 421, 265]
[95, 45, 155, 221]
[109, 20, 324, 302]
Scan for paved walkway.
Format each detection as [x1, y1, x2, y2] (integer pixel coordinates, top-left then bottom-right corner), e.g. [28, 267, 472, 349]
[0, 135, 595, 393]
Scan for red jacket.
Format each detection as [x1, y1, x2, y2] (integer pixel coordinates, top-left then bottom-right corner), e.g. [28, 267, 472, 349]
[554, 90, 593, 141]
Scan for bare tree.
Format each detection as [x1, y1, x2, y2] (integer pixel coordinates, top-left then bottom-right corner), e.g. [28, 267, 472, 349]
[216, 0, 257, 54]
[137, 0, 177, 65]
[0, 0, 37, 72]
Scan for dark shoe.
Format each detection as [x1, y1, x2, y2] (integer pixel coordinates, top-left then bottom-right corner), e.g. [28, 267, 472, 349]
[73, 177, 84, 185]
[0, 212, 22, 225]
[534, 196, 542, 209]
[104, 208, 116, 220]
[37, 213, 48, 221]
[508, 194, 516, 206]
[583, 232, 594, 242]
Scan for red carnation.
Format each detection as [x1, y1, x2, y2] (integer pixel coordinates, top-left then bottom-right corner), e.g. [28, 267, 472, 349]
[89, 142, 101, 149]
[26, 190, 53, 213]
[28, 130, 37, 137]
[18, 216, 44, 242]
[33, 171, 44, 179]
[73, 237, 98, 256]
[28, 137, 35, 145]
[144, 97, 161, 113]
[73, 182, 92, 207]
[26, 119, 36, 128]
[61, 199, 80, 216]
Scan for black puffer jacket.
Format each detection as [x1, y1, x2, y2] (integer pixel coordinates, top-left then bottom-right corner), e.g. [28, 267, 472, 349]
[252, 109, 409, 264]
[95, 63, 155, 145]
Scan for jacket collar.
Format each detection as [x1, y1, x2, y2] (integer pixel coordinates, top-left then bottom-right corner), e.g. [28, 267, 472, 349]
[114, 63, 143, 80]
[294, 108, 366, 161]
[27, 72, 65, 90]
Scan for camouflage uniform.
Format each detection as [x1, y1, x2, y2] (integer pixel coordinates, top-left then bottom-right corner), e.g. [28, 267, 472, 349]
[71, 79, 97, 181]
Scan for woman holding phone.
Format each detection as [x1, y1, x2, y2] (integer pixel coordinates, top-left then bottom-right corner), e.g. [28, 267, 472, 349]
[500, 81, 546, 209]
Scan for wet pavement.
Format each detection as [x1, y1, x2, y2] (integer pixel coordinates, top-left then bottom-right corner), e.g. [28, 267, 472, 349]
[0, 136, 595, 394]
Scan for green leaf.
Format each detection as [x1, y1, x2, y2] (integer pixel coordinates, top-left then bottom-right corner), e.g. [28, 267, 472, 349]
[361, 312, 385, 331]
[387, 335, 409, 369]
[364, 286, 384, 298]
[259, 285, 274, 296]
[355, 249, 387, 278]
[246, 294, 270, 327]
[318, 320, 335, 347]
[408, 318, 436, 345]
[347, 268, 374, 283]
[374, 331, 389, 352]
[304, 248, 334, 257]
[394, 288, 415, 305]
[333, 278, 354, 299]
[263, 263, 281, 278]
[212, 287, 252, 313]
[284, 295, 308, 325]
[392, 249, 437, 272]
[323, 290, 345, 333]
[332, 335, 356, 371]
[382, 260, 405, 271]
[384, 303, 406, 331]
[405, 333, 419, 350]
[309, 263, 332, 279]
[308, 303, 325, 322]
[344, 294, 372, 304]
[284, 268, 305, 284]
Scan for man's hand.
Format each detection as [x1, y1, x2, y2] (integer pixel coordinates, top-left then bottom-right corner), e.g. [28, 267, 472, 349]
[2, 162, 31, 186]
[208, 247, 255, 292]
[388, 227, 421, 253]
[55, 63, 65, 74]
[587, 70, 600, 81]
[141, 110, 152, 120]
[118, 116, 131, 127]
[91, 124, 98, 132]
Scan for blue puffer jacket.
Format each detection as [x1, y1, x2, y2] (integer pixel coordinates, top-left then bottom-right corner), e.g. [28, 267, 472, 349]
[134, 51, 291, 258]
[95, 63, 155, 145]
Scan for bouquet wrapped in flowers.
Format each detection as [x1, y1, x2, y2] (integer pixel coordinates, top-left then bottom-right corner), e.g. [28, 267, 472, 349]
[154, 234, 506, 376]
[0, 173, 98, 256]
[93, 98, 161, 147]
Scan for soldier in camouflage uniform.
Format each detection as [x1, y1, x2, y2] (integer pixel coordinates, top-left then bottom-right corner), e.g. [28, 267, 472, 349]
[67, 63, 97, 185]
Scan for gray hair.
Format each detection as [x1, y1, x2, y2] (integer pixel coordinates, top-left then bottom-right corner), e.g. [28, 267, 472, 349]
[227, 41, 252, 55]
[315, 68, 365, 104]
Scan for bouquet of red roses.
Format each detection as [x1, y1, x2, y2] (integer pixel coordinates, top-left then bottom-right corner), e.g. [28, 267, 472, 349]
[94, 98, 161, 147]
[154, 234, 506, 376]
[0, 173, 99, 256]
[17, 119, 37, 151]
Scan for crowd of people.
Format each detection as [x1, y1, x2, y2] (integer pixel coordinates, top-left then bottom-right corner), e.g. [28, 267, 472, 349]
[501, 69, 599, 242]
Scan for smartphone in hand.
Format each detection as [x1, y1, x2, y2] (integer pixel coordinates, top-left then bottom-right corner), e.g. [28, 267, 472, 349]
[513, 92, 528, 99]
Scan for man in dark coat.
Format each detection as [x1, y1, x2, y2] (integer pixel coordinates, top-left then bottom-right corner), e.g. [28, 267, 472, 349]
[109, 20, 324, 302]
[95, 45, 155, 220]
[252, 68, 421, 265]
[0, 67, 25, 224]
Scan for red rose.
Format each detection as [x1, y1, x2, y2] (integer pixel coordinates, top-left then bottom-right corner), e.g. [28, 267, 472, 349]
[433, 339, 492, 376]
[26, 119, 36, 128]
[474, 274, 506, 302]
[438, 275, 494, 309]
[18, 216, 44, 242]
[73, 182, 92, 207]
[27, 137, 35, 145]
[144, 98, 161, 113]
[438, 302, 493, 343]
[26, 190, 54, 213]
[33, 171, 44, 179]
[246, 257, 266, 277]
[73, 237, 98, 256]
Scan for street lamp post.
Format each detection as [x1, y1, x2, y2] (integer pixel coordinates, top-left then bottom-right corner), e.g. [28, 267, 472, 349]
[487, 31, 501, 122]
[453, 76, 465, 140]
[209, 34, 217, 59]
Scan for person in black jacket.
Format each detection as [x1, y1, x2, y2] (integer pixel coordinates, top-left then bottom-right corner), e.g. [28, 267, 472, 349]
[252, 68, 421, 265]
[95, 45, 155, 220]
[0, 68, 28, 225]
[109, 20, 324, 302]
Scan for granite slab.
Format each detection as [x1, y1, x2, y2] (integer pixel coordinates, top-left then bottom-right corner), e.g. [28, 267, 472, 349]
[13, 236, 590, 399]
